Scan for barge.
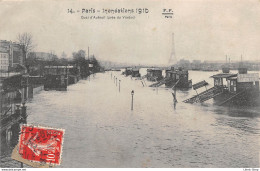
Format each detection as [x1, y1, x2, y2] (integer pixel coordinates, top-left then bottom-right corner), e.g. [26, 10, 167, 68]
[122, 68, 132, 76]
[165, 67, 192, 88]
[43, 66, 80, 91]
[131, 68, 141, 77]
[146, 68, 163, 81]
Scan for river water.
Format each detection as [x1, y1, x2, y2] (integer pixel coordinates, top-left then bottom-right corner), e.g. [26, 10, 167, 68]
[1, 69, 260, 167]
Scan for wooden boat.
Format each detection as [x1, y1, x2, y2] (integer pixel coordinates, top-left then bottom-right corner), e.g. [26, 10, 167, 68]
[131, 68, 141, 77]
[122, 68, 132, 76]
[165, 67, 192, 88]
[146, 68, 163, 81]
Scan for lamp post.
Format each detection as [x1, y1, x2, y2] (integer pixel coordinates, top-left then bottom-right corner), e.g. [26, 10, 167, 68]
[131, 90, 134, 110]
[114, 76, 115, 83]
[119, 80, 121, 92]
[116, 78, 117, 86]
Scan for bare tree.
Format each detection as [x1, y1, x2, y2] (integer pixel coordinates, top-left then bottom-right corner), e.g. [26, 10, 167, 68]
[17, 32, 36, 56]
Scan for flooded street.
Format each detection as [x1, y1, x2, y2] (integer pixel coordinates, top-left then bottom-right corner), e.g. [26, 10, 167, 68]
[2, 70, 260, 167]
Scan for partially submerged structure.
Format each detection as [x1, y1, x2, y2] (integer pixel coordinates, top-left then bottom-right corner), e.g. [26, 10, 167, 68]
[146, 68, 163, 81]
[131, 68, 141, 77]
[122, 68, 132, 76]
[183, 67, 259, 106]
[149, 67, 192, 88]
[165, 67, 192, 88]
[43, 66, 80, 91]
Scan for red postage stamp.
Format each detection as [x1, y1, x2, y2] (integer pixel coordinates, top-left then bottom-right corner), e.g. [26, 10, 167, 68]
[18, 125, 64, 165]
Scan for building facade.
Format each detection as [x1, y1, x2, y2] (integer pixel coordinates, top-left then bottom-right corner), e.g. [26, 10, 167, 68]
[0, 40, 26, 74]
[0, 48, 9, 72]
[12, 43, 26, 66]
[0, 40, 11, 73]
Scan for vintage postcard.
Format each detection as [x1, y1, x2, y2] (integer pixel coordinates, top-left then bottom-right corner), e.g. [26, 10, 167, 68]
[0, 0, 259, 169]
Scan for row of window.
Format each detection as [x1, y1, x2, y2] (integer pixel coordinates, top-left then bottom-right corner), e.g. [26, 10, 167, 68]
[0, 60, 8, 64]
[0, 53, 8, 58]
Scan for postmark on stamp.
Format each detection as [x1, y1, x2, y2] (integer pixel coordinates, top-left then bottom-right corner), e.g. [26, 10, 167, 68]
[17, 125, 64, 165]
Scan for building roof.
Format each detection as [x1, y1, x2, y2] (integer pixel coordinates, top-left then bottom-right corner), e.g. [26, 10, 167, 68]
[0, 40, 11, 47]
[211, 73, 237, 78]
[227, 77, 237, 80]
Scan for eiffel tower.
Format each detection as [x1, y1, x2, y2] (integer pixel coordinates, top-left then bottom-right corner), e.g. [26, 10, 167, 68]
[168, 33, 177, 65]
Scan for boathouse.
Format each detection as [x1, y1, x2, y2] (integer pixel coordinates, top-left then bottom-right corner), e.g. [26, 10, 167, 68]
[131, 68, 141, 77]
[212, 68, 259, 93]
[165, 67, 192, 88]
[184, 66, 259, 106]
[211, 67, 259, 105]
[123, 68, 132, 76]
[146, 68, 163, 81]
[44, 66, 80, 91]
[44, 66, 68, 91]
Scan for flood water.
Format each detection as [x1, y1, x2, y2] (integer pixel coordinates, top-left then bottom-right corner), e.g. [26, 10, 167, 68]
[1, 70, 260, 167]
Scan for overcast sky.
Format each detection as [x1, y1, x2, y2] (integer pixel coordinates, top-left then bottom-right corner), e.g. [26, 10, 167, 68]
[0, 0, 259, 65]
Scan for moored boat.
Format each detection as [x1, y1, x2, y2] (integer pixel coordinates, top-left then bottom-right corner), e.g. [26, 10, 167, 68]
[146, 68, 163, 81]
[122, 68, 132, 76]
[165, 67, 192, 88]
[183, 67, 260, 106]
[131, 68, 141, 77]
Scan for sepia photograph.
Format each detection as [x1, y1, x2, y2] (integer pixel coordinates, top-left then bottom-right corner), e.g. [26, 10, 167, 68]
[0, 0, 259, 169]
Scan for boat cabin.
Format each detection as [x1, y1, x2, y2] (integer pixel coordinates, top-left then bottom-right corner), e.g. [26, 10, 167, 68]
[131, 68, 140, 77]
[185, 67, 259, 106]
[124, 68, 132, 76]
[165, 67, 189, 82]
[212, 73, 237, 89]
[165, 67, 192, 88]
[212, 68, 259, 93]
[44, 66, 75, 91]
[147, 68, 163, 81]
